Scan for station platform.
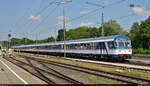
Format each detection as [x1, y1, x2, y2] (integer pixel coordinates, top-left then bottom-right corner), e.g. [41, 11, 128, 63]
[0, 56, 47, 84]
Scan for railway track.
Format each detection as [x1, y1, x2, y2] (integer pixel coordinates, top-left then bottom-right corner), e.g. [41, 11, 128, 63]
[5, 57, 83, 84]
[125, 59, 150, 67]
[5, 57, 55, 84]
[22, 53, 150, 72]
[15, 54, 150, 84]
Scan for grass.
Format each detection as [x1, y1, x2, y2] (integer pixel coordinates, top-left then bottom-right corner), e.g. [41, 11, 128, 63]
[88, 76, 117, 84]
[121, 69, 150, 78]
[14, 53, 150, 79]
[134, 54, 150, 57]
[133, 54, 150, 60]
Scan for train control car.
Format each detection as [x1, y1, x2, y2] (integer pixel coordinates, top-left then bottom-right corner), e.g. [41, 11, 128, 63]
[13, 35, 132, 61]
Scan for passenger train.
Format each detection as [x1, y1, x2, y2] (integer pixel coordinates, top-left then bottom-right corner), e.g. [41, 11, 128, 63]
[13, 35, 132, 61]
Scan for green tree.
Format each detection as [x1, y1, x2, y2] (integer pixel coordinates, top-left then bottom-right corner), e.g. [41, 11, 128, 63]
[128, 22, 142, 49]
[129, 16, 150, 49]
[139, 16, 150, 49]
[57, 29, 65, 41]
[66, 27, 91, 40]
[103, 20, 127, 36]
[46, 37, 55, 42]
[11, 38, 21, 46]
[88, 27, 100, 37]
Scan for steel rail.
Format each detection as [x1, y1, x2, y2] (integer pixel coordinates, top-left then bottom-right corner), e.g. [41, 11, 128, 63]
[5, 58, 54, 84]
[38, 61, 83, 84]
[21, 56, 140, 84]
[24, 57, 56, 84]
[24, 55, 150, 84]
[20, 53, 150, 71]
[8, 57, 83, 84]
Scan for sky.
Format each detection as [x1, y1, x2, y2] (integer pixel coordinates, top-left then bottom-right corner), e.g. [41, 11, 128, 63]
[0, 0, 150, 41]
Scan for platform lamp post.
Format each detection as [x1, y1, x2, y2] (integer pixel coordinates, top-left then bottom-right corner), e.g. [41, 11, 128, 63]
[56, 0, 72, 57]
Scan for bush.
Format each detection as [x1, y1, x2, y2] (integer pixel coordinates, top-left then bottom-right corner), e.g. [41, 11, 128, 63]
[133, 48, 150, 54]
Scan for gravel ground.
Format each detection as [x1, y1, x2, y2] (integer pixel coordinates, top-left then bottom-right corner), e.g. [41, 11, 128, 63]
[14, 55, 121, 84]
[13, 53, 150, 84]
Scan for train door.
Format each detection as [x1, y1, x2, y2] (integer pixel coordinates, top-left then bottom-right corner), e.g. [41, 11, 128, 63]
[98, 42, 106, 57]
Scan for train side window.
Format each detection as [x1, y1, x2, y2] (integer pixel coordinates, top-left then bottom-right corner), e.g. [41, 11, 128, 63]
[84, 43, 86, 49]
[87, 43, 90, 49]
[93, 42, 96, 49]
[61, 44, 64, 49]
[99, 42, 106, 49]
[70, 44, 73, 49]
[80, 43, 83, 49]
[67, 44, 70, 49]
[78, 44, 81, 49]
[108, 42, 115, 49]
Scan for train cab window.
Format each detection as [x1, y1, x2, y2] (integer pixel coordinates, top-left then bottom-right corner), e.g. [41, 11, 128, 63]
[114, 42, 118, 47]
[125, 42, 131, 47]
[119, 42, 124, 47]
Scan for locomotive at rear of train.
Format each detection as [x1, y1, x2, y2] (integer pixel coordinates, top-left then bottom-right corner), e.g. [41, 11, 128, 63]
[13, 35, 132, 61]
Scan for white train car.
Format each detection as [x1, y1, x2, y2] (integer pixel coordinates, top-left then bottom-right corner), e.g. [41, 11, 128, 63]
[13, 35, 132, 61]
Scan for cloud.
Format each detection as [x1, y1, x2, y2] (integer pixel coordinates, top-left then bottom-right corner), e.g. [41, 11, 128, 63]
[56, 22, 71, 27]
[103, 1, 110, 6]
[128, 12, 133, 16]
[79, 22, 93, 27]
[80, 11, 90, 15]
[56, 16, 68, 20]
[132, 7, 150, 16]
[29, 15, 41, 21]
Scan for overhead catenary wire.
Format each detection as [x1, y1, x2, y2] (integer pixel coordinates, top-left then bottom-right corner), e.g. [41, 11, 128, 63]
[114, 13, 136, 20]
[28, 5, 60, 35]
[37, 8, 100, 36]
[33, 0, 128, 39]
[15, 0, 127, 40]
[12, 0, 38, 34]
[18, 0, 57, 32]
[11, 0, 57, 38]
[67, 0, 127, 23]
[11, 0, 56, 37]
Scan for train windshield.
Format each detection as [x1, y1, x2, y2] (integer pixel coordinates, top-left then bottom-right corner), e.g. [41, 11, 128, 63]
[119, 42, 124, 47]
[114, 41, 131, 47]
[125, 42, 131, 47]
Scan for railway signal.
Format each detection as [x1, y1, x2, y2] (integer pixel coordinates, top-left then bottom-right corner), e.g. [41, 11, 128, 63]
[8, 33, 11, 49]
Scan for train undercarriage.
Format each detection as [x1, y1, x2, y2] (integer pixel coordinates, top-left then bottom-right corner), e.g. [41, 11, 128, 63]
[15, 49, 132, 62]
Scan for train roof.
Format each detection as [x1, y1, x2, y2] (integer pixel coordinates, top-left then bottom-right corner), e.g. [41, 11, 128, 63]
[13, 35, 130, 48]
